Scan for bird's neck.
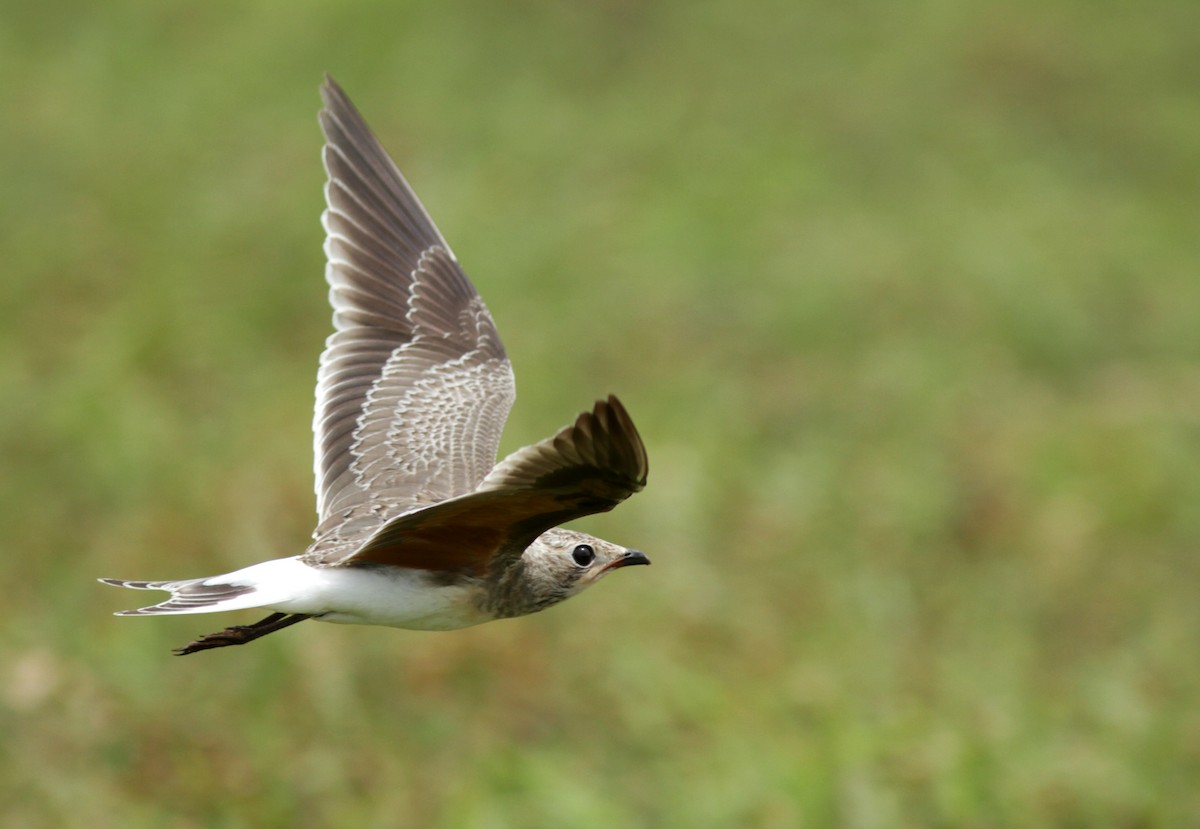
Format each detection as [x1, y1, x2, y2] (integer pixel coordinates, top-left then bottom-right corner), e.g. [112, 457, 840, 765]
[480, 558, 569, 619]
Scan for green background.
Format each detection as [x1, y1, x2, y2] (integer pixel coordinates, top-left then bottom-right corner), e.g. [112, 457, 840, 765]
[4, 1, 1199, 826]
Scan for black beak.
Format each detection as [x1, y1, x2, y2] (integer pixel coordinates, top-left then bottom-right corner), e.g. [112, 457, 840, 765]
[610, 548, 650, 570]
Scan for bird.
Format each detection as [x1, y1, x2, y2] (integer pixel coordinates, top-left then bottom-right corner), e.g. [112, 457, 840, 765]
[100, 76, 649, 655]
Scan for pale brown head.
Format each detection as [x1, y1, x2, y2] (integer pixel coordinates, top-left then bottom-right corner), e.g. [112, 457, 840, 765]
[485, 528, 650, 618]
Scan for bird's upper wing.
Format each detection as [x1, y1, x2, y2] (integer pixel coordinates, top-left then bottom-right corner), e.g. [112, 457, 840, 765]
[319, 396, 648, 574]
[312, 76, 516, 536]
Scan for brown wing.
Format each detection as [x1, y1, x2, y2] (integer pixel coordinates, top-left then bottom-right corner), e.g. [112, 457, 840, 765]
[336, 396, 648, 575]
[313, 76, 516, 531]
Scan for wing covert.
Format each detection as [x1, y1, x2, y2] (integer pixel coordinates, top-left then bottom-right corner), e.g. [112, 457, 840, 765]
[319, 396, 648, 572]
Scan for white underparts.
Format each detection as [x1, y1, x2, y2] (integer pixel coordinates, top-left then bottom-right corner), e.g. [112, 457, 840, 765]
[114, 557, 489, 631]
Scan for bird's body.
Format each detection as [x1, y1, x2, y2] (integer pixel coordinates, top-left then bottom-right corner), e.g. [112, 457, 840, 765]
[107, 557, 489, 630]
[101, 77, 649, 654]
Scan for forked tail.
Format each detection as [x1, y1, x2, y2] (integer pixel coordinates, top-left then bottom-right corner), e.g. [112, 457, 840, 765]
[99, 576, 262, 616]
[99, 557, 314, 616]
[99, 563, 315, 654]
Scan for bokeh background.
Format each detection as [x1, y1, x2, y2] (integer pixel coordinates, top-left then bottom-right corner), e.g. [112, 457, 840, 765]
[4, 1, 1199, 826]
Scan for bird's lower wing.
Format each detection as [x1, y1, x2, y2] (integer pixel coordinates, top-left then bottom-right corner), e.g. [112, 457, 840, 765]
[317, 396, 647, 575]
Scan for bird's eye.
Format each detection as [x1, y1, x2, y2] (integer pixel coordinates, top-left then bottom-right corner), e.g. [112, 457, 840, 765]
[571, 544, 595, 566]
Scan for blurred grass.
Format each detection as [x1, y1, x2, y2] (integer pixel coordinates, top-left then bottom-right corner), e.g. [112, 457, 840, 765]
[3, 0, 1200, 826]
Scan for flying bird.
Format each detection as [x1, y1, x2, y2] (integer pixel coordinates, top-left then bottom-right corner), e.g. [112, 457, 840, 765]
[101, 77, 649, 655]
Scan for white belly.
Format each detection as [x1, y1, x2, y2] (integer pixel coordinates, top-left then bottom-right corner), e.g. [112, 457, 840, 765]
[239, 557, 488, 630]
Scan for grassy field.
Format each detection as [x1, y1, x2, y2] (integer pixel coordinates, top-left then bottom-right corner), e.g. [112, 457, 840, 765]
[3, 1, 1199, 826]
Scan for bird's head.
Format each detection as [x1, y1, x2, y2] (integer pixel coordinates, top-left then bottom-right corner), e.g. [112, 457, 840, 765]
[496, 528, 649, 616]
